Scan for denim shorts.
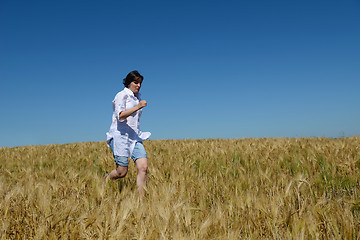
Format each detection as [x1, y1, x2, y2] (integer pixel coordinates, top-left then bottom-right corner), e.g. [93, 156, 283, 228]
[109, 139, 147, 167]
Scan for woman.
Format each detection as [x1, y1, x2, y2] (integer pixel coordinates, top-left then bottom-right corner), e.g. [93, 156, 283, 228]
[105, 70, 151, 198]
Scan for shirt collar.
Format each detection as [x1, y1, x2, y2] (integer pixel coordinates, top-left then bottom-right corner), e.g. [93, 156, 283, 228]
[123, 87, 141, 98]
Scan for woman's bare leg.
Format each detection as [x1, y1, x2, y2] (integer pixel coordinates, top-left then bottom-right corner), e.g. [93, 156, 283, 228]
[135, 158, 148, 198]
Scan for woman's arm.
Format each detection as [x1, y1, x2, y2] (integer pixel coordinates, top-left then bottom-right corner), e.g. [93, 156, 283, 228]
[119, 100, 147, 120]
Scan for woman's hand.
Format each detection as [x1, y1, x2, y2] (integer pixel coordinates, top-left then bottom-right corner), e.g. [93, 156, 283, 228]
[137, 100, 147, 109]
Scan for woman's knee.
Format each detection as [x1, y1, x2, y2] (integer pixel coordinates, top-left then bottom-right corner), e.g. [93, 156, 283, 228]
[136, 158, 148, 173]
[115, 166, 128, 178]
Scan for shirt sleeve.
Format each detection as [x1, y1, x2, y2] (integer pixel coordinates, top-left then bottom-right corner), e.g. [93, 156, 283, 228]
[113, 92, 128, 122]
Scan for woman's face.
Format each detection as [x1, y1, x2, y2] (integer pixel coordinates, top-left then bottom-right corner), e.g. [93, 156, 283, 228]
[128, 78, 143, 94]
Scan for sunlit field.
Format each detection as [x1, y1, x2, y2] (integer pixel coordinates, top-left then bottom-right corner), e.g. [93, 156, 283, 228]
[1, 137, 360, 239]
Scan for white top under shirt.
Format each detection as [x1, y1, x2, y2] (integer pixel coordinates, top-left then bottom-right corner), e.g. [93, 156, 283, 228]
[106, 87, 151, 157]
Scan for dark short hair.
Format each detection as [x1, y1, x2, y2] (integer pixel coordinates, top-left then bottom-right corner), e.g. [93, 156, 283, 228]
[123, 70, 144, 88]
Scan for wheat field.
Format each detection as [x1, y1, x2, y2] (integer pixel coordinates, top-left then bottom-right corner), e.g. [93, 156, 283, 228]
[1, 137, 360, 239]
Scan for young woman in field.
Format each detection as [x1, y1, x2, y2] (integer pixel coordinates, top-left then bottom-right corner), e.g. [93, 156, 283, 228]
[104, 70, 151, 198]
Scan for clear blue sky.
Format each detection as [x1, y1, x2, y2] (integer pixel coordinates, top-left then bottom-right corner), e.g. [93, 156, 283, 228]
[1, 0, 359, 147]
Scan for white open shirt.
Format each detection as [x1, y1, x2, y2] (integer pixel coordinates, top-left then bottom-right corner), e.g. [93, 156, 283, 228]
[106, 87, 151, 157]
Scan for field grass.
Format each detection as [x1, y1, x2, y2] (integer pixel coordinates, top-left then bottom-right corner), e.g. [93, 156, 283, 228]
[1, 137, 360, 239]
